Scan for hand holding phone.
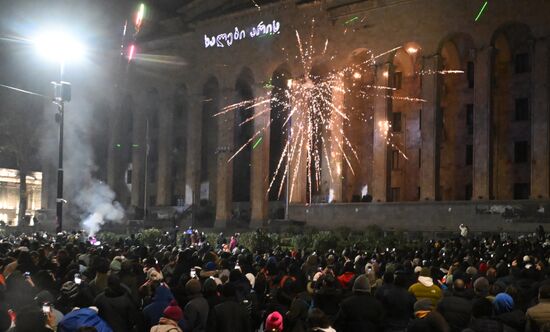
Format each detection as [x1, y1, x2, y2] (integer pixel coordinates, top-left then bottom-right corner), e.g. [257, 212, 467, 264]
[190, 268, 196, 279]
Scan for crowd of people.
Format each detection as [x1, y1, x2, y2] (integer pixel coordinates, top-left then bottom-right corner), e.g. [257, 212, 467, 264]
[0, 226, 550, 332]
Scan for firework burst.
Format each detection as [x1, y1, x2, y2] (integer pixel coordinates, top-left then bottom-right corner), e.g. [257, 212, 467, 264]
[217, 22, 463, 203]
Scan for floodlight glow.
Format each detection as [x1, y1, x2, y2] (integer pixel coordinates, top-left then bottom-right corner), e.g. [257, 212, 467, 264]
[34, 29, 85, 63]
[353, 72, 362, 79]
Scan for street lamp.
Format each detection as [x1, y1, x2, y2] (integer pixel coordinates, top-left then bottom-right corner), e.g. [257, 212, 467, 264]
[33, 29, 85, 232]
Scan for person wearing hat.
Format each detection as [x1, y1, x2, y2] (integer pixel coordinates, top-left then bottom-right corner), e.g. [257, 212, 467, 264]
[150, 300, 184, 332]
[264, 311, 283, 332]
[334, 274, 383, 332]
[34, 290, 64, 328]
[184, 279, 209, 332]
[407, 298, 449, 332]
[200, 262, 218, 279]
[143, 283, 175, 331]
[493, 292, 525, 331]
[408, 267, 442, 308]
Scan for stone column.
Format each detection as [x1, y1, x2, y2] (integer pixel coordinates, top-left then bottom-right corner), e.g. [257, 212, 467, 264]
[214, 87, 235, 228]
[420, 55, 440, 201]
[156, 96, 174, 206]
[184, 94, 202, 208]
[372, 63, 391, 202]
[288, 84, 307, 204]
[472, 47, 492, 200]
[531, 39, 549, 199]
[327, 78, 345, 202]
[250, 87, 269, 227]
[130, 95, 147, 210]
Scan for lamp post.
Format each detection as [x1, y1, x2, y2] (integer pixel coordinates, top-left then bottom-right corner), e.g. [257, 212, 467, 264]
[34, 30, 84, 232]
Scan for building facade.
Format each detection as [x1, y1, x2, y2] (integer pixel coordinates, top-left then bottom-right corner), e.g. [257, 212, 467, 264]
[107, 0, 550, 230]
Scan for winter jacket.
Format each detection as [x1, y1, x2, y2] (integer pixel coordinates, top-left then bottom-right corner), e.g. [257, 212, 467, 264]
[437, 295, 472, 332]
[185, 294, 209, 332]
[378, 286, 416, 330]
[465, 317, 515, 332]
[94, 286, 142, 332]
[334, 292, 384, 332]
[495, 310, 525, 332]
[143, 285, 175, 330]
[526, 299, 550, 332]
[408, 277, 442, 307]
[210, 298, 251, 332]
[58, 308, 113, 332]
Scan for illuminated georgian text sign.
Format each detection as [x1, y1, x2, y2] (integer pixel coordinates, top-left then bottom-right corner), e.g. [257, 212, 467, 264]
[204, 20, 281, 48]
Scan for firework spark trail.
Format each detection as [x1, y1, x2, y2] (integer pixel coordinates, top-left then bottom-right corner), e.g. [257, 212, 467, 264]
[238, 105, 272, 126]
[227, 118, 273, 163]
[218, 20, 464, 201]
[321, 136, 334, 183]
[215, 97, 271, 116]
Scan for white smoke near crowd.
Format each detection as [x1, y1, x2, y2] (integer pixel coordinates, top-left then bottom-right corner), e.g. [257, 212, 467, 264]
[39, 60, 126, 236]
[74, 181, 124, 236]
[61, 81, 125, 236]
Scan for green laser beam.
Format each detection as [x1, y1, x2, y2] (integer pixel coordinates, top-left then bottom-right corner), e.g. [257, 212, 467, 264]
[344, 16, 359, 25]
[475, 1, 488, 21]
[252, 137, 263, 149]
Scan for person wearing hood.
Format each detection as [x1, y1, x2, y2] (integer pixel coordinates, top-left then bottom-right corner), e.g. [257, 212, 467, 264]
[334, 274, 384, 332]
[143, 283, 175, 330]
[408, 267, 442, 307]
[493, 292, 525, 332]
[151, 300, 184, 332]
[184, 278, 209, 332]
[94, 274, 143, 332]
[57, 306, 113, 332]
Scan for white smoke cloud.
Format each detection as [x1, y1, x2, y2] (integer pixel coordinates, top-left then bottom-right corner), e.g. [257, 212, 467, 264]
[75, 181, 125, 236]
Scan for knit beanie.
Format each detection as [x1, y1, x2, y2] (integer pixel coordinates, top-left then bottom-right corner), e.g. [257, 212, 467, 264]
[185, 278, 202, 295]
[265, 311, 284, 331]
[352, 275, 371, 293]
[61, 281, 79, 299]
[494, 293, 514, 314]
[163, 300, 183, 321]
